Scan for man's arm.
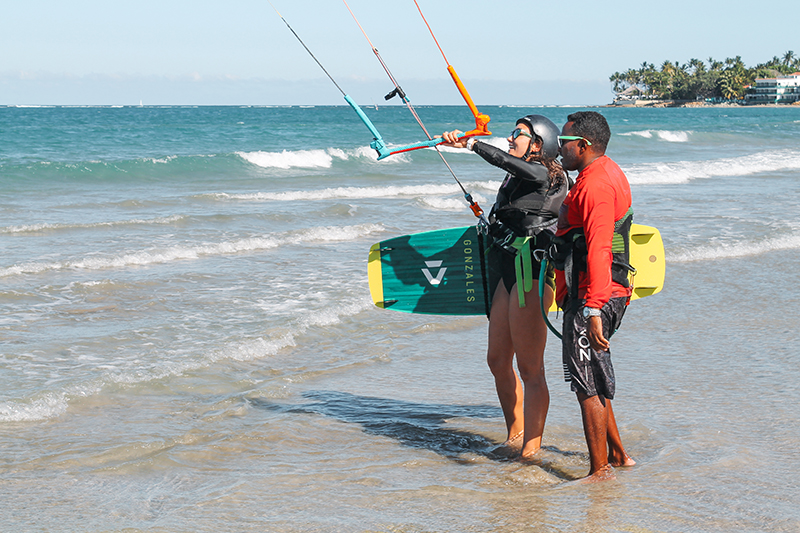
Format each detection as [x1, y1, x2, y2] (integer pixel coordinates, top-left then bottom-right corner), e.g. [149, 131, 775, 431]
[580, 183, 616, 352]
[581, 182, 616, 310]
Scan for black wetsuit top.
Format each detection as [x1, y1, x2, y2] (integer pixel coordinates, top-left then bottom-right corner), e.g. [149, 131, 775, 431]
[473, 141, 568, 236]
[473, 141, 569, 303]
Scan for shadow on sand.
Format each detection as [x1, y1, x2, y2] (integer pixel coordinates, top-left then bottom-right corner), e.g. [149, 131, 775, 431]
[249, 390, 498, 463]
[248, 390, 580, 479]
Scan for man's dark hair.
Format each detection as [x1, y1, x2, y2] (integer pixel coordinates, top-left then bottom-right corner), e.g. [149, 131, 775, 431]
[567, 111, 610, 152]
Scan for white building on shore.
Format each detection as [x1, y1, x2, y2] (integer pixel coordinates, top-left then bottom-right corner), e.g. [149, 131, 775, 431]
[745, 72, 800, 104]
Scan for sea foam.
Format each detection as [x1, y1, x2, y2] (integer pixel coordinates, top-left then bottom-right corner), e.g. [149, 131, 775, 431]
[0, 215, 185, 235]
[210, 183, 473, 202]
[237, 149, 343, 169]
[0, 391, 72, 422]
[236, 146, 409, 169]
[669, 233, 800, 263]
[417, 195, 489, 211]
[235, 137, 510, 169]
[625, 149, 800, 185]
[620, 130, 692, 142]
[0, 224, 384, 278]
[0, 296, 375, 422]
[218, 298, 374, 364]
[208, 180, 500, 203]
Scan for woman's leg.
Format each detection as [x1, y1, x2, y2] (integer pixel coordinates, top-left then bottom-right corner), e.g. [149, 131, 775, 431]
[509, 282, 552, 457]
[486, 280, 524, 442]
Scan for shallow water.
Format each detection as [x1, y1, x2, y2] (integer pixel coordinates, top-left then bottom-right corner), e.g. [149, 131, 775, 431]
[1, 105, 799, 532]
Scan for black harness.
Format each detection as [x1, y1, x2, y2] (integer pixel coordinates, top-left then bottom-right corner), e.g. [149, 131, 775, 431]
[547, 208, 636, 303]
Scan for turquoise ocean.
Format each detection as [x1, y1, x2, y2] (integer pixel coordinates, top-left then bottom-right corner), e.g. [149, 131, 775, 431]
[1, 104, 799, 532]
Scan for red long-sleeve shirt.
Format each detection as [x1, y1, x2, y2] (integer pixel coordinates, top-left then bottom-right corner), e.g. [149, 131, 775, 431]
[555, 155, 633, 309]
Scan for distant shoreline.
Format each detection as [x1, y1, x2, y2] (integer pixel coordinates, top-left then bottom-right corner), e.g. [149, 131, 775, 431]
[607, 100, 800, 108]
[3, 102, 798, 109]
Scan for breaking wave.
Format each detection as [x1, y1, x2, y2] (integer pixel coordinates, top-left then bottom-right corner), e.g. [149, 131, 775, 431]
[0, 224, 384, 278]
[236, 146, 409, 169]
[0, 297, 374, 422]
[669, 233, 800, 262]
[625, 149, 800, 185]
[620, 130, 692, 142]
[0, 215, 185, 235]
[206, 182, 500, 202]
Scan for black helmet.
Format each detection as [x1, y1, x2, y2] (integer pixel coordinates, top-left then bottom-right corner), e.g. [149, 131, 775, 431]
[515, 114, 560, 160]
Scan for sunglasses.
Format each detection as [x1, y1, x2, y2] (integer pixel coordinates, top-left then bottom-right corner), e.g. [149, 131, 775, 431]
[557, 135, 592, 148]
[510, 128, 533, 140]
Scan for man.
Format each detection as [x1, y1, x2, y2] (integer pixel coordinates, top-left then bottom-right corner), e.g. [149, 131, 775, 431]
[555, 111, 636, 480]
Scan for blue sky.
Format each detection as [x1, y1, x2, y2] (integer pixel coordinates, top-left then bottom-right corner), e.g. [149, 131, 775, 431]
[1, 0, 797, 106]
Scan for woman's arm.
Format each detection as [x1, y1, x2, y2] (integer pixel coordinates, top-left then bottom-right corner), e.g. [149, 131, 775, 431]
[440, 130, 548, 184]
[472, 141, 549, 183]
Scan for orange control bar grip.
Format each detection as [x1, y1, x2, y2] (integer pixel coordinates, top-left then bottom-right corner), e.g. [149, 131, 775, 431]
[447, 65, 491, 136]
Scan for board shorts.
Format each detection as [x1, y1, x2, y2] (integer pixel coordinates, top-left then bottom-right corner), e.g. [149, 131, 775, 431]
[562, 296, 628, 399]
[487, 242, 555, 309]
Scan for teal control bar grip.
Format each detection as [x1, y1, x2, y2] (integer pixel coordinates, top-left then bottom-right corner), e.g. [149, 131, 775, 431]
[344, 94, 391, 160]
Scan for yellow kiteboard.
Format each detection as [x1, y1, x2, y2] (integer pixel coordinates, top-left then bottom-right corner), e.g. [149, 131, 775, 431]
[368, 224, 664, 316]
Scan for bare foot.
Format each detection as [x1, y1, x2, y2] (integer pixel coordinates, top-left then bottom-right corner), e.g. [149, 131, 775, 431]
[503, 431, 524, 449]
[580, 464, 616, 483]
[519, 443, 541, 460]
[490, 431, 524, 458]
[515, 451, 544, 466]
[609, 453, 636, 468]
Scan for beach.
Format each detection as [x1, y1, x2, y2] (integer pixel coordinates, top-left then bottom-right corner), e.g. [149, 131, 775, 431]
[1, 104, 799, 532]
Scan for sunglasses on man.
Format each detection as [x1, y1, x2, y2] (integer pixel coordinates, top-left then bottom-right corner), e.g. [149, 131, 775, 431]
[557, 135, 592, 148]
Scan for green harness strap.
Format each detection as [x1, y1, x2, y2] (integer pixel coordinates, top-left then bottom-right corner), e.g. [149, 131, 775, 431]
[510, 236, 534, 308]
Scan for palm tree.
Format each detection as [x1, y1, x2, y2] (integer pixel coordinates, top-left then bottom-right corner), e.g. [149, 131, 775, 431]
[689, 58, 706, 74]
[610, 72, 623, 94]
[611, 52, 798, 101]
[708, 58, 724, 71]
[719, 71, 741, 100]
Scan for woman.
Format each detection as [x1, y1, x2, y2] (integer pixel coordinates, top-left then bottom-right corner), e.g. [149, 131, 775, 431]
[442, 115, 568, 458]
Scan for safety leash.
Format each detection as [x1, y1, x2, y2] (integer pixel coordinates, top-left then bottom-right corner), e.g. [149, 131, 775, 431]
[537, 252, 563, 339]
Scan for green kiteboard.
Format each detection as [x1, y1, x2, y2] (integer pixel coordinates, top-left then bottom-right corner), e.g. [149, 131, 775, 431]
[367, 224, 665, 316]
